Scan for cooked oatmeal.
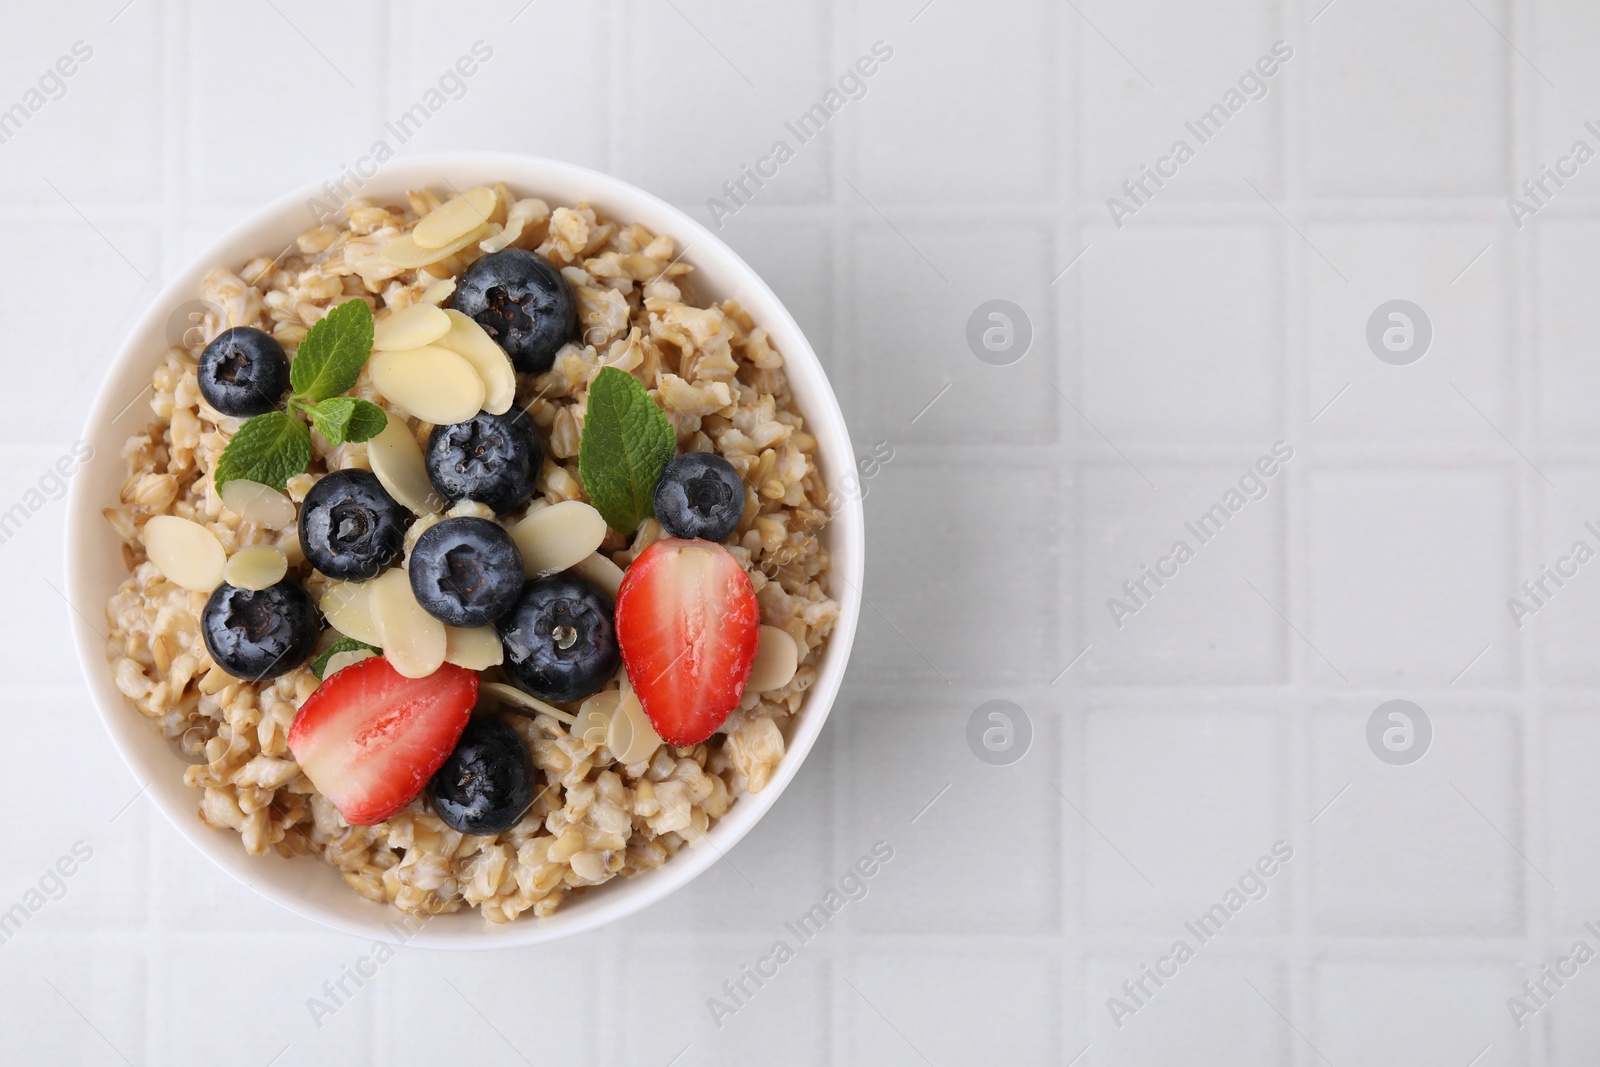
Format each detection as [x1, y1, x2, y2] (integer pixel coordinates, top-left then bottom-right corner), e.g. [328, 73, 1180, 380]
[102, 185, 838, 921]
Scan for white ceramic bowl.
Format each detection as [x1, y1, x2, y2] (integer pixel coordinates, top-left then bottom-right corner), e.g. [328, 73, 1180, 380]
[64, 153, 863, 948]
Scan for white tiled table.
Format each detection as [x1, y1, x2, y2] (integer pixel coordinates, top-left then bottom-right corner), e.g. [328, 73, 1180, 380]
[2, 0, 1595, 1063]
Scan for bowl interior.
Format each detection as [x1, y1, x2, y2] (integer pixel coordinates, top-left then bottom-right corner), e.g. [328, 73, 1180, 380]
[65, 153, 863, 948]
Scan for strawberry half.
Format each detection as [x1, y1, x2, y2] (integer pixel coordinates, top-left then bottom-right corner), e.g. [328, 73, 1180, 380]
[287, 655, 477, 826]
[615, 537, 761, 747]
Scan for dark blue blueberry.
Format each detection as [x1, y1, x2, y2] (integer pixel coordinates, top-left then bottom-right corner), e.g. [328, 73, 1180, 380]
[408, 517, 524, 627]
[653, 452, 746, 542]
[429, 716, 538, 836]
[450, 248, 576, 374]
[298, 469, 408, 581]
[425, 410, 542, 515]
[201, 579, 319, 680]
[496, 575, 619, 704]
[197, 327, 290, 417]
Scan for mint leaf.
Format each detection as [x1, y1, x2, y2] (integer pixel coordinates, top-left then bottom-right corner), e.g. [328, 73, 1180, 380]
[308, 397, 387, 447]
[310, 637, 381, 680]
[214, 412, 313, 492]
[289, 299, 375, 403]
[578, 367, 676, 533]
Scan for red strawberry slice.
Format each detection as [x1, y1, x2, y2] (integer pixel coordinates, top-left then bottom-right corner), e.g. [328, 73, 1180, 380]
[287, 656, 477, 826]
[615, 537, 761, 747]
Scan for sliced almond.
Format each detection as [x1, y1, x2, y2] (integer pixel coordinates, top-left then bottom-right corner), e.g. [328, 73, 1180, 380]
[512, 500, 607, 580]
[373, 303, 451, 351]
[609, 684, 663, 765]
[369, 568, 446, 680]
[746, 625, 799, 693]
[144, 515, 226, 592]
[437, 309, 516, 415]
[419, 277, 457, 305]
[413, 186, 498, 249]
[323, 647, 376, 677]
[319, 581, 382, 646]
[222, 545, 288, 592]
[444, 625, 503, 670]
[381, 223, 492, 269]
[481, 681, 577, 725]
[574, 689, 621, 746]
[367, 416, 444, 516]
[219, 479, 296, 529]
[570, 551, 625, 600]
[369, 346, 485, 426]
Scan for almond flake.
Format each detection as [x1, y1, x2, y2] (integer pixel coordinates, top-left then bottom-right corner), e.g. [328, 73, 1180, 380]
[369, 346, 486, 426]
[373, 303, 451, 351]
[444, 624, 503, 670]
[413, 187, 498, 249]
[367, 416, 444, 516]
[511, 500, 607, 580]
[481, 682, 577, 725]
[437, 309, 516, 415]
[609, 684, 662, 765]
[419, 278, 457, 305]
[746, 625, 799, 693]
[219, 479, 297, 529]
[323, 648, 375, 677]
[369, 568, 446, 679]
[569, 551, 625, 600]
[222, 545, 288, 592]
[319, 581, 382, 646]
[381, 223, 492, 269]
[144, 515, 226, 592]
[574, 689, 621, 746]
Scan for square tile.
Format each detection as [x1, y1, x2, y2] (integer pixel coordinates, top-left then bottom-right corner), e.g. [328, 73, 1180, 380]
[1304, 0, 1508, 196]
[847, 949, 1059, 1065]
[188, 2, 387, 207]
[375, 941, 597, 1065]
[1544, 708, 1600, 931]
[859, 456, 1061, 683]
[1078, 225, 1282, 444]
[617, 0, 831, 210]
[0, 9, 162, 203]
[841, 691, 1061, 934]
[1309, 704, 1523, 935]
[1306, 466, 1514, 687]
[393, 3, 607, 170]
[1086, 956, 1287, 1066]
[1077, 0, 1283, 205]
[1306, 222, 1513, 440]
[621, 944, 830, 1065]
[1312, 961, 1518, 1066]
[0, 945, 145, 1066]
[1536, 220, 1600, 441]
[854, 3, 1056, 202]
[1077, 460, 1288, 685]
[1531, 471, 1600, 684]
[846, 222, 1059, 446]
[1081, 706, 1289, 933]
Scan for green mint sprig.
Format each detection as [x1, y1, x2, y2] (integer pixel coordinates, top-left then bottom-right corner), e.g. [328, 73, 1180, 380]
[310, 637, 381, 680]
[214, 300, 387, 492]
[577, 366, 676, 534]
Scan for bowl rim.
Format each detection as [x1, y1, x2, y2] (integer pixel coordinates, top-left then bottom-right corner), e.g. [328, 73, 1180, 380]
[64, 151, 864, 949]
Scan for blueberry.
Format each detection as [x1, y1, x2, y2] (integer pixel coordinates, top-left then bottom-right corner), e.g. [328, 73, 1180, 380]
[425, 410, 543, 515]
[201, 579, 319, 681]
[197, 327, 290, 417]
[450, 248, 577, 374]
[429, 716, 538, 836]
[408, 517, 524, 627]
[496, 575, 620, 703]
[298, 469, 409, 581]
[653, 452, 746, 542]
